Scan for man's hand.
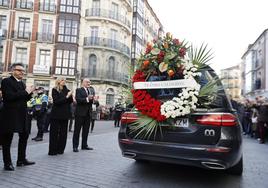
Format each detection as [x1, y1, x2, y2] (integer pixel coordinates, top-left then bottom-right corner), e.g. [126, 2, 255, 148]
[26, 85, 35, 94]
[88, 95, 93, 100]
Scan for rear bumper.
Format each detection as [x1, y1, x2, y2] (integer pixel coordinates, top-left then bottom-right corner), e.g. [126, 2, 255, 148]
[118, 137, 242, 170]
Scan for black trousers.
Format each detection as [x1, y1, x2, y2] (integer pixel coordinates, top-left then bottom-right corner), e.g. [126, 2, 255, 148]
[49, 119, 68, 155]
[36, 113, 45, 138]
[1, 132, 29, 165]
[90, 120, 96, 132]
[73, 116, 90, 149]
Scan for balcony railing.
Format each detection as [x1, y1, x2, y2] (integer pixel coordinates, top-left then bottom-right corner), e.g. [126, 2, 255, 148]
[84, 37, 130, 57]
[0, 0, 9, 7]
[37, 32, 54, 43]
[85, 8, 131, 30]
[12, 30, 31, 40]
[16, 0, 33, 10]
[81, 68, 129, 85]
[39, 2, 56, 12]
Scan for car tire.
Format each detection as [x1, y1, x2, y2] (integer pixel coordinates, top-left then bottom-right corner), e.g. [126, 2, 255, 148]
[226, 157, 243, 175]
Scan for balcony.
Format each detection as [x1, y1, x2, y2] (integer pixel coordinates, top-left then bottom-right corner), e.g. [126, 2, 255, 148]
[85, 8, 131, 32]
[39, 2, 56, 13]
[0, 0, 9, 7]
[16, 0, 33, 10]
[12, 31, 31, 41]
[81, 68, 129, 85]
[37, 32, 54, 43]
[84, 37, 130, 58]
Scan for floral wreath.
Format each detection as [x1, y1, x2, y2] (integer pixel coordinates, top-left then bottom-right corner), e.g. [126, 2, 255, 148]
[132, 33, 205, 119]
[130, 33, 216, 138]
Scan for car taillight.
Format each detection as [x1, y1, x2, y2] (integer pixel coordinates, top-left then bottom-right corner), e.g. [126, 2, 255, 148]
[121, 113, 138, 124]
[196, 113, 237, 127]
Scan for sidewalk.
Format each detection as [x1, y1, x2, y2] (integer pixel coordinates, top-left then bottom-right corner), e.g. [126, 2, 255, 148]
[0, 130, 130, 188]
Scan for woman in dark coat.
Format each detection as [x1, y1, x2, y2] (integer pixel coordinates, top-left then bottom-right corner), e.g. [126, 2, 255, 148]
[48, 78, 73, 155]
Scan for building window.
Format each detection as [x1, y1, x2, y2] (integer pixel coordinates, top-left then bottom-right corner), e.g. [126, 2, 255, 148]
[34, 80, 50, 93]
[109, 29, 117, 48]
[16, 0, 33, 9]
[58, 19, 78, 43]
[55, 50, 76, 76]
[40, 0, 55, 12]
[18, 17, 30, 39]
[0, 15, 7, 36]
[0, 0, 9, 7]
[60, 0, 80, 14]
[38, 19, 53, 42]
[106, 88, 115, 106]
[109, 2, 119, 19]
[88, 54, 97, 77]
[39, 50, 51, 66]
[108, 56, 115, 79]
[15, 48, 28, 65]
[92, 0, 100, 16]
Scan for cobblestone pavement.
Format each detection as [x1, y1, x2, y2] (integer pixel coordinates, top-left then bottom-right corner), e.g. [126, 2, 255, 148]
[0, 121, 268, 188]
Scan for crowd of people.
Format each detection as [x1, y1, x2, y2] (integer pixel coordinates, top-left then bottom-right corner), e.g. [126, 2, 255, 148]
[233, 96, 268, 144]
[0, 63, 126, 171]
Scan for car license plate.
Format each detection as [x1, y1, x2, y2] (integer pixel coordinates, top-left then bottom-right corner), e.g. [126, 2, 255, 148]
[175, 118, 189, 128]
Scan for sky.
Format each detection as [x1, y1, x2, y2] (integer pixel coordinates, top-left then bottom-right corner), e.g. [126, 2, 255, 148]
[148, 0, 268, 73]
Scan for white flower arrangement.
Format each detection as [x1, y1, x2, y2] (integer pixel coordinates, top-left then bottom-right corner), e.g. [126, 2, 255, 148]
[160, 61, 201, 118]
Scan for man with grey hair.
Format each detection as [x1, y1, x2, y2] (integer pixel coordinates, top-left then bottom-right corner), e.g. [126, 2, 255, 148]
[0, 63, 36, 171]
[73, 78, 95, 152]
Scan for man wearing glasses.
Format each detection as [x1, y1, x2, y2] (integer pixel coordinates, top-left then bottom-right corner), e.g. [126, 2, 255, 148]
[0, 63, 36, 171]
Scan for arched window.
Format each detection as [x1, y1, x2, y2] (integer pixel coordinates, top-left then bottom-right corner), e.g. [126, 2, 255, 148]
[88, 54, 97, 77]
[108, 56, 116, 79]
[106, 88, 115, 106]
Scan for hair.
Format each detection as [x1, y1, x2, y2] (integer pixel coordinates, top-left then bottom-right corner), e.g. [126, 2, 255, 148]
[54, 77, 66, 92]
[11, 63, 24, 70]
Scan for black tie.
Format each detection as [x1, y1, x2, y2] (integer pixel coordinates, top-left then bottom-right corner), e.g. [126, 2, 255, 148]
[87, 88, 90, 96]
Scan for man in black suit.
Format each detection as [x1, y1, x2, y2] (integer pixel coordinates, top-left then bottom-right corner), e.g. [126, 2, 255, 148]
[0, 63, 36, 171]
[73, 78, 95, 152]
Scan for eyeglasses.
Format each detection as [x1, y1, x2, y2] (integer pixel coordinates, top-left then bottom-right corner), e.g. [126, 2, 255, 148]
[14, 69, 25, 73]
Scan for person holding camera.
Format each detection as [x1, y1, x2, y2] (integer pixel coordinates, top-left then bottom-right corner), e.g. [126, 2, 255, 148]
[48, 78, 73, 155]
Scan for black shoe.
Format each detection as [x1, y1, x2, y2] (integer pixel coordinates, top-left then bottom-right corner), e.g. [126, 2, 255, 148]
[4, 164, 15, 171]
[57, 151, 64, 155]
[73, 148, 79, 152]
[31, 137, 37, 140]
[82, 146, 93, 150]
[34, 137, 43, 141]
[17, 159, 35, 167]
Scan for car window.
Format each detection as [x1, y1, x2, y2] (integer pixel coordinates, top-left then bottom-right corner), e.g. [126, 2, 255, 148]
[146, 66, 230, 109]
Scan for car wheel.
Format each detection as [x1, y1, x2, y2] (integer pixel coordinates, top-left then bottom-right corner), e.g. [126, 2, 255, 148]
[226, 157, 243, 175]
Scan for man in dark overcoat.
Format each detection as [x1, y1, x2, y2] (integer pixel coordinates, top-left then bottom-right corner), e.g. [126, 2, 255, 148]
[72, 78, 95, 152]
[0, 63, 36, 171]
